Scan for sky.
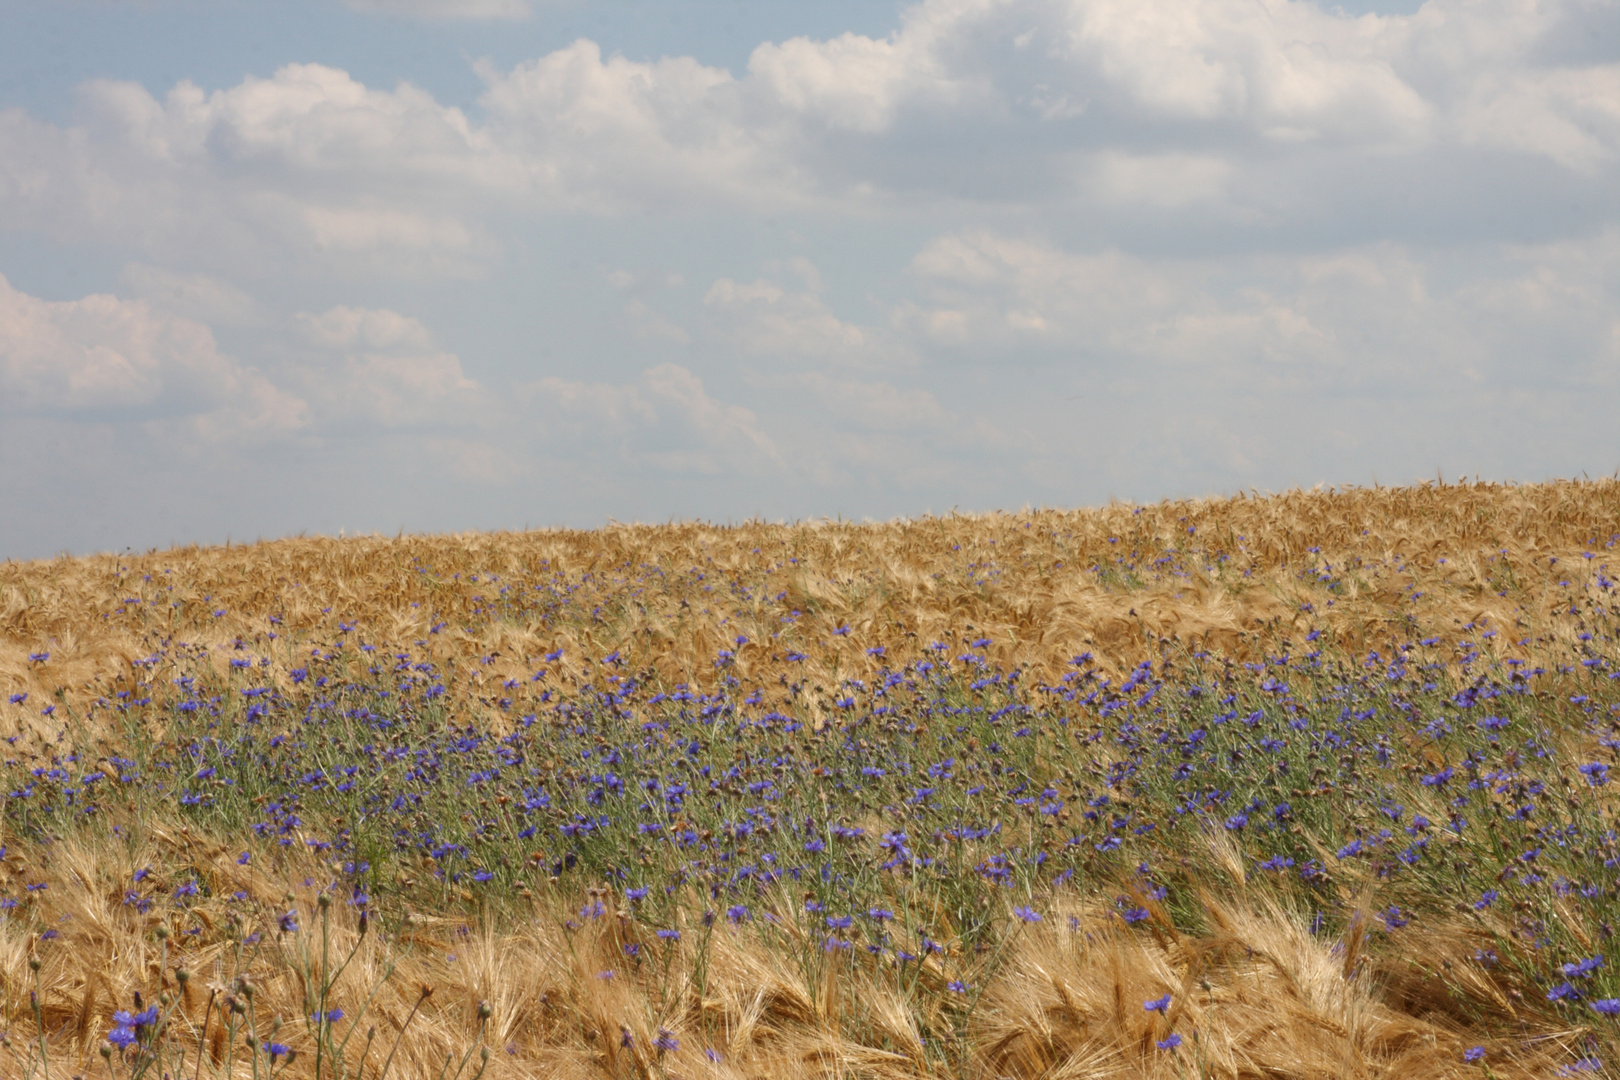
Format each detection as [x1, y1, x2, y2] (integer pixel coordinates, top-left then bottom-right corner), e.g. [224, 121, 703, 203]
[1, 0, 1617, 560]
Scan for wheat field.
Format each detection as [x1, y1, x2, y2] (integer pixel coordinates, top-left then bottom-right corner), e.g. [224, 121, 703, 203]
[0, 479, 1618, 1079]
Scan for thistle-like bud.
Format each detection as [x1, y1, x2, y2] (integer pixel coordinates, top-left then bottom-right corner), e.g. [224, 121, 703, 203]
[176, 968, 191, 985]
[477, 1001, 492, 1020]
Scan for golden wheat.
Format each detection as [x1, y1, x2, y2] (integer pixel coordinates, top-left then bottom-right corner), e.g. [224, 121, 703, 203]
[0, 479, 1615, 1078]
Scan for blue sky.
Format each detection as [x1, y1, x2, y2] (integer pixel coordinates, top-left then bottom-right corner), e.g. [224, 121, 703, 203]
[1, 0, 1616, 558]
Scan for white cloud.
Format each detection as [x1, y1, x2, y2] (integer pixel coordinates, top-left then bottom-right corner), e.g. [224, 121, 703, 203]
[291, 306, 485, 427]
[0, 0, 1613, 269]
[899, 226, 1620, 409]
[474, 41, 781, 212]
[0, 273, 305, 439]
[0, 65, 504, 273]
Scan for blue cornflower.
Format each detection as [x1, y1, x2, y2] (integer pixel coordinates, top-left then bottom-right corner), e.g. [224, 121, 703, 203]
[1563, 955, 1604, 979]
[1590, 999, 1620, 1017]
[1157, 1034, 1182, 1050]
[726, 905, 749, 923]
[1463, 1046, 1485, 1062]
[1580, 763, 1610, 787]
[1013, 906, 1041, 923]
[1474, 890, 1498, 910]
[947, 980, 968, 993]
[1144, 994, 1171, 1013]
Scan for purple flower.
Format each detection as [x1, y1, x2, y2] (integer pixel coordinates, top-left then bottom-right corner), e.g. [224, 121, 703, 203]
[107, 1025, 137, 1049]
[1144, 994, 1171, 1013]
[1157, 1034, 1182, 1050]
[1592, 999, 1620, 1017]
[1580, 763, 1610, 787]
[726, 905, 750, 923]
[278, 910, 299, 934]
[1421, 767, 1454, 787]
[1013, 906, 1041, 923]
[947, 980, 968, 993]
[262, 1041, 291, 1059]
[1464, 1046, 1485, 1062]
[655, 1029, 679, 1052]
[1563, 955, 1604, 979]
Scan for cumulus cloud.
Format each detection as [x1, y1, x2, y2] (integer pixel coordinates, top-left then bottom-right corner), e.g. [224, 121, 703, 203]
[0, 273, 305, 440]
[290, 306, 486, 428]
[0, 65, 503, 273]
[0, 0, 1614, 266]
